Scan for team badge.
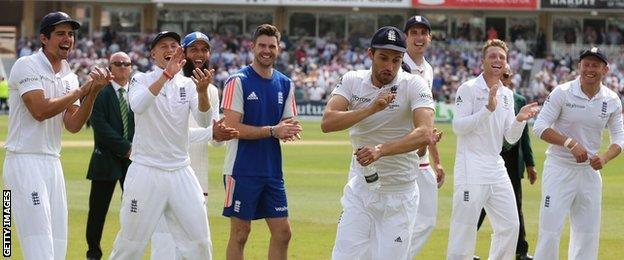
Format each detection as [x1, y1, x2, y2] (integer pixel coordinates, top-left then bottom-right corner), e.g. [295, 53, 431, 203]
[278, 91, 284, 104]
[599, 101, 608, 119]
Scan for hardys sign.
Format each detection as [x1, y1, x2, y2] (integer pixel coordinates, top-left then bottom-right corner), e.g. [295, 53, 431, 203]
[541, 0, 624, 9]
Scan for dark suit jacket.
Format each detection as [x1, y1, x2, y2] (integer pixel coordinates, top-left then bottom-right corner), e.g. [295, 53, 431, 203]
[87, 84, 135, 181]
[501, 92, 535, 179]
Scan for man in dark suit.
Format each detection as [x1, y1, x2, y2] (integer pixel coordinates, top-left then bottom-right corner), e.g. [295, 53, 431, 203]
[476, 64, 537, 260]
[85, 52, 134, 260]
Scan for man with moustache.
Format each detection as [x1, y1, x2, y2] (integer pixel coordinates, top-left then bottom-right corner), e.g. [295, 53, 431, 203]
[85, 52, 135, 260]
[533, 48, 624, 260]
[447, 39, 538, 260]
[150, 31, 238, 260]
[109, 31, 213, 259]
[401, 16, 447, 258]
[3, 11, 112, 259]
[322, 26, 439, 260]
[221, 24, 302, 260]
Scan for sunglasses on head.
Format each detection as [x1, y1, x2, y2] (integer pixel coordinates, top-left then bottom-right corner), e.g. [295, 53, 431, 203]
[111, 61, 132, 67]
[502, 73, 512, 79]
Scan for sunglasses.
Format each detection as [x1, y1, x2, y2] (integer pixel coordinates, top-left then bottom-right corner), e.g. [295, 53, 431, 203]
[502, 73, 512, 79]
[111, 61, 132, 67]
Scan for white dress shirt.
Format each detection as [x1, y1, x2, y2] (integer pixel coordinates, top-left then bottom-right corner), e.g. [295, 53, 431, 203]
[452, 74, 526, 185]
[128, 67, 211, 171]
[533, 78, 624, 166]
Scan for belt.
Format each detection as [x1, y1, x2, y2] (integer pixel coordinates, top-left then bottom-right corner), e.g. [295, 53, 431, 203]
[419, 163, 430, 167]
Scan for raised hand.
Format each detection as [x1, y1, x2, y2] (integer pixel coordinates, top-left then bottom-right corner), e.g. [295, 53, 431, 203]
[517, 102, 539, 121]
[273, 118, 302, 140]
[486, 84, 499, 112]
[212, 118, 239, 142]
[164, 46, 187, 76]
[355, 144, 382, 166]
[89, 67, 114, 94]
[192, 68, 215, 93]
[369, 91, 395, 113]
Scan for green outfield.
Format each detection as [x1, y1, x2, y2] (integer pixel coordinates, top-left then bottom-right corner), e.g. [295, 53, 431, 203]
[1, 116, 623, 259]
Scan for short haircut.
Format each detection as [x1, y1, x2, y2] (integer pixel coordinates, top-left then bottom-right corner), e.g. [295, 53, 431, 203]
[40, 26, 55, 49]
[482, 39, 508, 58]
[253, 24, 281, 43]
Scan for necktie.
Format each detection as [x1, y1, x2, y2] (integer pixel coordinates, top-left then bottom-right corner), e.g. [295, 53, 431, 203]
[118, 88, 129, 139]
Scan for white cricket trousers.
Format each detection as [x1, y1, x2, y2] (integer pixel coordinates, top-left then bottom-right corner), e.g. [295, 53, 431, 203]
[534, 158, 601, 260]
[2, 153, 67, 260]
[408, 166, 438, 258]
[151, 139, 210, 260]
[447, 182, 519, 260]
[332, 176, 419, 260]
[110, 163, 211, 260]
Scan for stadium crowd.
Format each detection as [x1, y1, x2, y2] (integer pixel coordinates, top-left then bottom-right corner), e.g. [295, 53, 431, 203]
[14, 30, 624, 105]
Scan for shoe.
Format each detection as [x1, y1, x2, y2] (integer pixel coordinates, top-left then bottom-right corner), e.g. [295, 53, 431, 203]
[473, 256, 481, 260]
[516, 253, 533, 260]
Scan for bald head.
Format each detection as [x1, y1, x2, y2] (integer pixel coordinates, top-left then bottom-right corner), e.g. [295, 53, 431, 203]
[109, 52, 132, 86]
[501, 64, 513, 88]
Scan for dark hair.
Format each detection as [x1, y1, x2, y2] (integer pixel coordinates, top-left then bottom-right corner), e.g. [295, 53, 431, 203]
[40, 26, 54, 48]
[253, 24, 281, 43]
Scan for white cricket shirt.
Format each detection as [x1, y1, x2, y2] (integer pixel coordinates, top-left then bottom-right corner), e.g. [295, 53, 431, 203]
[404, 53, 434, 166]
[5, 49, 79, 157]
[333, 70, 435, 190]
[452, 74, 526, 185]
[128, 67, 211, 171]
[533, 78, 624, 166]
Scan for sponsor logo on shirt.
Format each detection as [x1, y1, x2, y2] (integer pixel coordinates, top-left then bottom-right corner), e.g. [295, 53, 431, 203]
[351, 95, 372, 104]
[476, 96, 488, 102]
[278, 91, 284, 104]
[247, 91, 259, 101]
[419, 92, 433, 100]
[394, 236, 403, 243]
[564, 102, 585, 109]
[456, 96, 463, 105]
[18, 76, 39, 86]
[335, 76, 343, 89]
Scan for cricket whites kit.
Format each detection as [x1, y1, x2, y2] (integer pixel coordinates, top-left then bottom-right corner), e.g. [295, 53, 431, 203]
[532, 78, 624, 260]
[3, 49, 79, 260]
[331, 69, 435, 260]
[109, 67, 213, 260]
[221, 65, 297, 220]
[448, 74, 525, 260]
[150, 84, 222, 260]
[403, 52, 439, 258]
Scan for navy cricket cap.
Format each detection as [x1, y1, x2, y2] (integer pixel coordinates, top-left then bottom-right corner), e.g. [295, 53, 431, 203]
[579, 47, 608, 64]
[150, 31, 181, 50]
[39, 11, 80, 33]
[182, 32, 211, 49]
[370, 26, 407, 53]
[404, 15, 431, 33]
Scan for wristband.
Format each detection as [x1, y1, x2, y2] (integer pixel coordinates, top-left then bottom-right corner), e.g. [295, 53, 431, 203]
[564, 137, 573, 149]
[269, 126, 276, 138]
[163, 70, 173, 80]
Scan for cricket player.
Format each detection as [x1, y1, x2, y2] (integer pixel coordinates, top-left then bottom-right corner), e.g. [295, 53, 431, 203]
[150, 31, 238, 260]
[3, 11, 112, 260]
[109, 31, 213, 259]
[322, 26, 439, 260]
[533, 48, 624, 260]
[402, 15, 447, 258]
[447, 39, 538, 260]
[221, 24, 301, 260]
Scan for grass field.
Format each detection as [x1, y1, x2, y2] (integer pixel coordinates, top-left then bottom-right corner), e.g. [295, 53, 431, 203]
[1, 116, 623, 259]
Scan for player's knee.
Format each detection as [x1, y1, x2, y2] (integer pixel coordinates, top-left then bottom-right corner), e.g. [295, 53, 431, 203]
[271, 226, 291, 244]
[231, 225, 251, 245]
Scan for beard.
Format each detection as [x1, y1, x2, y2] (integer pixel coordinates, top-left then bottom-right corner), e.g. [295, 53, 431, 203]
[182, 57, 210, 78]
